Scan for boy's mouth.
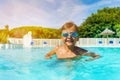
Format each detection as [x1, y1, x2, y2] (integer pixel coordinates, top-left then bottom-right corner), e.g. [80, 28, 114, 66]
[65, 39, 74, 43]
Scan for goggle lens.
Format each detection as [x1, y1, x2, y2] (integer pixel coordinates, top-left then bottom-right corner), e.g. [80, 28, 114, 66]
[61, 32, 78, 37]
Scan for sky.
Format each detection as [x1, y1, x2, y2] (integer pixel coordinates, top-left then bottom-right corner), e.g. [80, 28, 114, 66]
[0, 0, 120, 29]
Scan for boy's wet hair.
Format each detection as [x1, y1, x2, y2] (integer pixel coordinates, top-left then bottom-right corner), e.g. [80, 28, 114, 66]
[60, 22, 78, 33]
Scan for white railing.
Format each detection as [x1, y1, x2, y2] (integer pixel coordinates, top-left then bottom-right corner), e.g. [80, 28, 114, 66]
[8, 38, 120, 47]
[8, 38, 62, 47]
[76, 38, 120, 47]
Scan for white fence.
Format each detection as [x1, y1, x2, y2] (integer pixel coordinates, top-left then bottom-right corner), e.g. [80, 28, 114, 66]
[8, 38, 120, 47]
[76, 38, 120, 47]
[8, 38, 62, 47]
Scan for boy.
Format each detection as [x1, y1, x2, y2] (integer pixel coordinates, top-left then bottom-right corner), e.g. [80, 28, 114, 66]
[45, 22, 100, 61]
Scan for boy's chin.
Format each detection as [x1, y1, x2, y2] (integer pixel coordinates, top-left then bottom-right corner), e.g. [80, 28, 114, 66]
[65, 42, 74, 46]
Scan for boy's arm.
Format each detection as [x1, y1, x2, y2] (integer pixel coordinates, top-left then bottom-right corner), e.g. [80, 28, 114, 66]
[45, 46, 59, 59]
[82, 52, 100, 61]
[45, 50, 55, 59]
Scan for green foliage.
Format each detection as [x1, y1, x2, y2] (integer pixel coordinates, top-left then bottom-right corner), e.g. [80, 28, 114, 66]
[114, 24, 120, 37]
[78, 7, 120, 38]
[9, 26, 61, 39]
[0, 29, 9, 43]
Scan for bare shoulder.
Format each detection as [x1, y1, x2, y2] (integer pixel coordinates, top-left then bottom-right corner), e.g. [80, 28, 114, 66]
[54, 45, 61, 50]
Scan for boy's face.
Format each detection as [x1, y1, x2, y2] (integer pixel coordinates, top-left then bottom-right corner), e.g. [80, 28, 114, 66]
[61, 28, 79, 47]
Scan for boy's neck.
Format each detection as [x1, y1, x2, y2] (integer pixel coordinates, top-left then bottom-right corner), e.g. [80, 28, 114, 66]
[65, 44, 75, 51]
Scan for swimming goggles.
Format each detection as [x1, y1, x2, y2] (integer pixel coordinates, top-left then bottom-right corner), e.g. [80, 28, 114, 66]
[61, 32, 78, 37]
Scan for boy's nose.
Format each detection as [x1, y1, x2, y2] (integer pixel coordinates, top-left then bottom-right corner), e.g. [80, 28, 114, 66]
[67, 34, 72, 38]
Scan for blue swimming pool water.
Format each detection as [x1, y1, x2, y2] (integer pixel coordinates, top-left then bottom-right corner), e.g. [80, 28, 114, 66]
[0, 47, 120, 80]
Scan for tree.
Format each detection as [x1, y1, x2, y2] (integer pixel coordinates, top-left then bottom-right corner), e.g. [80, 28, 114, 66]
[78, 7, 120, 38]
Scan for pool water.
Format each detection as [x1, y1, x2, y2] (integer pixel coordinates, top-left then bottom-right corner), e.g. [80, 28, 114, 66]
[0, 47, 120, 80]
